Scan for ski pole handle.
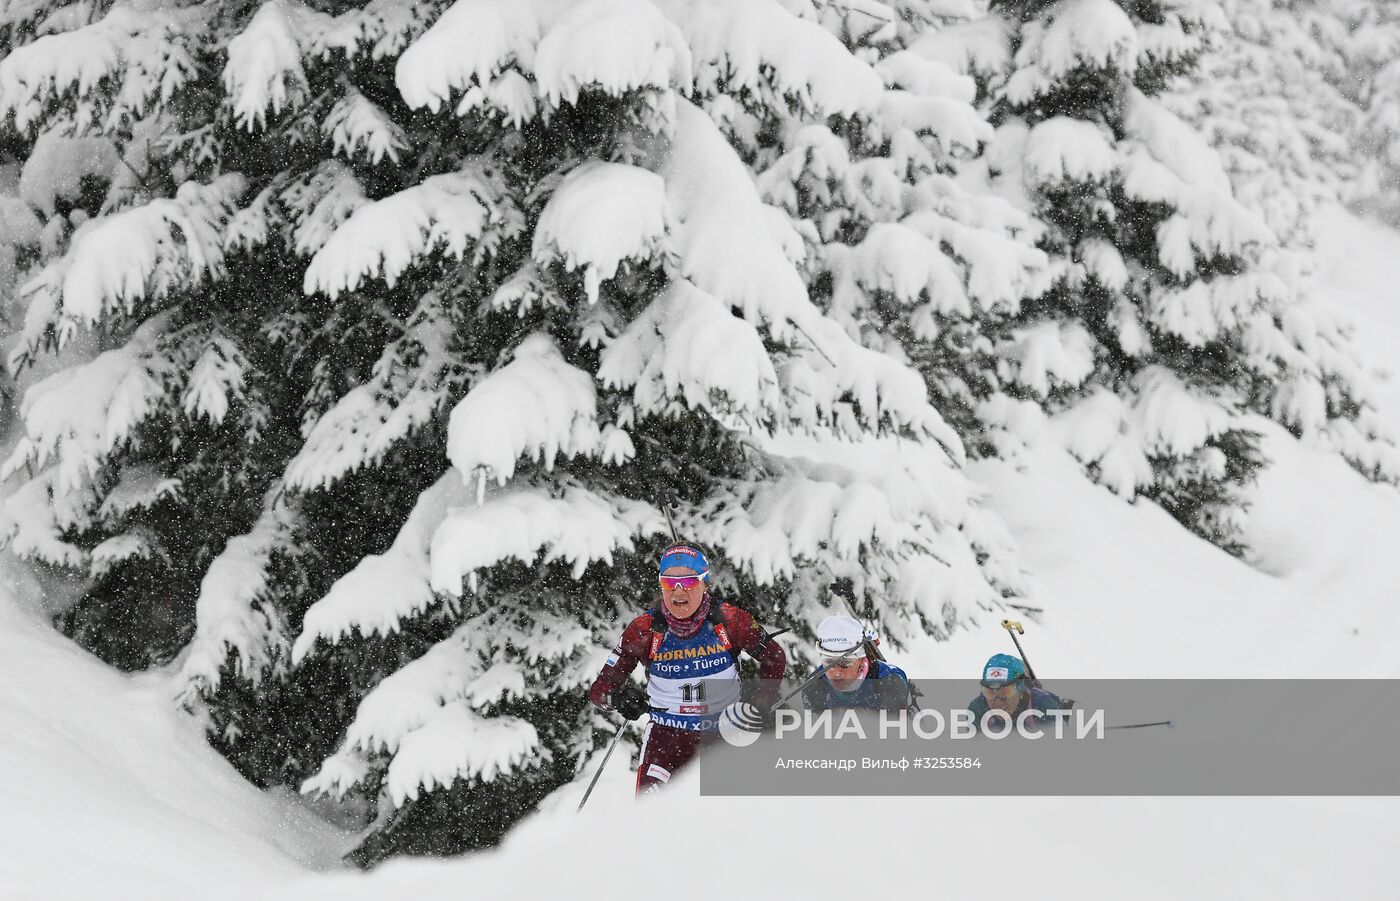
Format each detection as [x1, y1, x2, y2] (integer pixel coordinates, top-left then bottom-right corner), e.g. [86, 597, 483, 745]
[832, 580, 888, 664]
[1000, 619, 1039, 684]
[653, 488, 680, 543]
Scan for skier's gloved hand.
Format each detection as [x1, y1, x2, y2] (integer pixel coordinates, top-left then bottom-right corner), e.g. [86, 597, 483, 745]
[721, 701, 775, 734]
[611, 682, 650, 721]
[877, 675, 914, 713]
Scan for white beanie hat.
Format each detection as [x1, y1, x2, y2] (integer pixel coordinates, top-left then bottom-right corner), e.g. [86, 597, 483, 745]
[817, 615, 869, 659]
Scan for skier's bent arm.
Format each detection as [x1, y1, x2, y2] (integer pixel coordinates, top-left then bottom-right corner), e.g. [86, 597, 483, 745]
[588, 619, 649, 711]
[726, 606, 787, 708]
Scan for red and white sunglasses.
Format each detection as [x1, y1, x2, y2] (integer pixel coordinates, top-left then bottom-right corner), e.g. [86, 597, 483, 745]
[659, 572, 708, 591]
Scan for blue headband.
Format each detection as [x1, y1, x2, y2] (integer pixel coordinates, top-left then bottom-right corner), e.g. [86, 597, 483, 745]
[660, 546, 709, 573]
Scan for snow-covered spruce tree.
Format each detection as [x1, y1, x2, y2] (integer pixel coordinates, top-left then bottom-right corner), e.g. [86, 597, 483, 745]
[1253, 0, 1400, 217]
[1344, 2, 1400, 219]
[1361, 55, 1400, 219]
[1173, 0, 1358, 240]
[0, 138, 44, 420]
[744, 0, 1048, 459]
[930, 0, 1270, 553]
[657, 0, 1039, 614]
[922, 0, 1396, 553]
[0, 0, 1017, 862]
[1168, 0, 1400, 485]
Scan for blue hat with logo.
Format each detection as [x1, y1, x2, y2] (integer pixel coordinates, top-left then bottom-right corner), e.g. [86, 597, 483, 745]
[981, 654, 1026, 688]
[659, 544, 709, 574]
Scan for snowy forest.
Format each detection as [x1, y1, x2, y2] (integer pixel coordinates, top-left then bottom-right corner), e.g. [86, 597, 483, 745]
[1, 0, 1398, 873]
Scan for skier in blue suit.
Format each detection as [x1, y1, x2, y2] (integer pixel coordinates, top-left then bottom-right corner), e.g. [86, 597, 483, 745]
[965, 653, 1067, 730]
[802, 615, 912, 713]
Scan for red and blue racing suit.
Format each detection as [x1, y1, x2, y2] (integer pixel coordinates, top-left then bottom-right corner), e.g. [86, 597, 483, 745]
[589, 599, 786, 794]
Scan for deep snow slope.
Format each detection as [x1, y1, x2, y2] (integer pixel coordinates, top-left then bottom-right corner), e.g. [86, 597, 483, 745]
[293, 774, 1394, 901]
[0, 564, 355, 900]
[2, 206, 1398, 900]
[952, 417, 1400, 679]
[1313, 203, 1400, 415]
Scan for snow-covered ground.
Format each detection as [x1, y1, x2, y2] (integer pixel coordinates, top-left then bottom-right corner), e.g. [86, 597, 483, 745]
[955, 415, 1400, 679]
[0, 565, 354, 901]
[2, 206, 1397, 899]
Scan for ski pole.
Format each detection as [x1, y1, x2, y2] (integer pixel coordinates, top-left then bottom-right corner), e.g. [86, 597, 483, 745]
[715, 664, 841, 736]
[1000, 619, 1040, 685]
[771, 656, 846, 710]
[576, 720, 628, 813]
[654, 487, 680, 543]
[756, 640, 866, 718]
[1105, 720, 1173, 731]
[831, 580, 881, 663]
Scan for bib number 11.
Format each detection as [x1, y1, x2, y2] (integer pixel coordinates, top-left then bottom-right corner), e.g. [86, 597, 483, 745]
[679, 682, 707, 703]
